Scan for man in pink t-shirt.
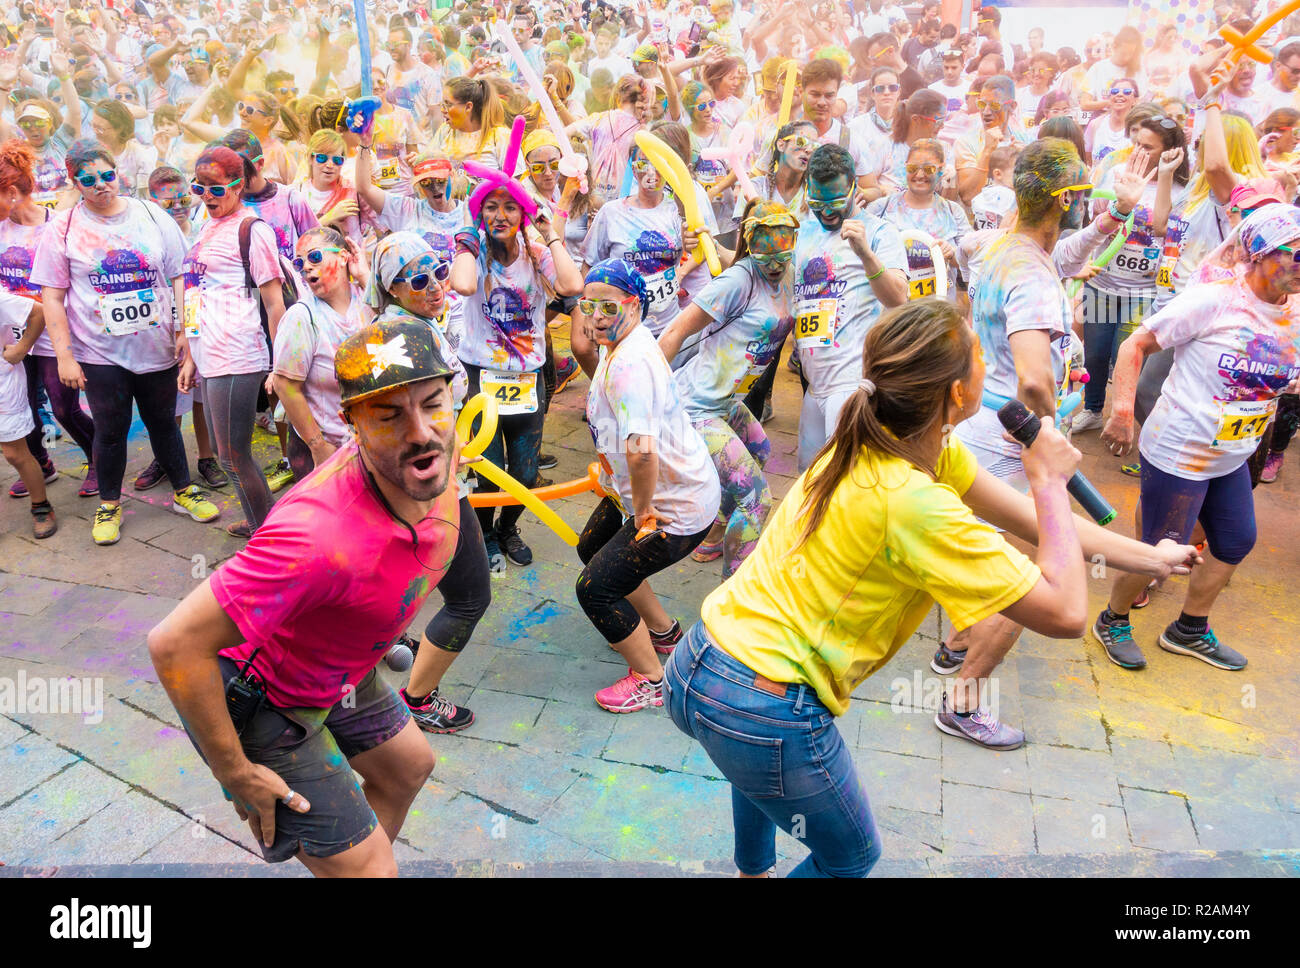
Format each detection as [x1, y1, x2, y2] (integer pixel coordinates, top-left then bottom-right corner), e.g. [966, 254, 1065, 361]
[148, 318, 481, 876]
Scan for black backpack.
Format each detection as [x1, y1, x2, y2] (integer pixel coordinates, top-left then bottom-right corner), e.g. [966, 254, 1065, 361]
[238, 215, 300, 339]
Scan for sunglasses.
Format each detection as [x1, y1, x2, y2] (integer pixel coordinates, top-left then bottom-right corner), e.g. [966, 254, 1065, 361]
[1273, 244, 1300, 262]
[76, 169, 117, 187]
[292, 246, 342, 271]
[1109, 87, 1137, 97]
[114, 91, 137, 101]
[314, 153, 346, 166]
[578, 294, 638, 317]
[17, 119, 49, 129]
[750, 250, 793, 266]
[905, 163, 939, 176]
[975, 99, 1006, 111]
[190, 177, 242, 197]
[807, 194, 852, 212]
[1270, 126, 1296, 136]
[690, 99, 717, 112]
[529, 159, 561, 176]
[873, 45, 895, 58]
[275, 85, 298, 95]
[397, 261, 452, 291]
[780, 134, 816, 151]
[918, 114, 947, 125]
[237, 101, 271, 116]
[1049, 182, 1092, 198]
[630, 159, 654, 172]
[873, 83, 901, 94]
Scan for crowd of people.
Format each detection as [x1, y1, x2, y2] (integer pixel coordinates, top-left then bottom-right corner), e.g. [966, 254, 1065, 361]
[0, 0, 1295, 877]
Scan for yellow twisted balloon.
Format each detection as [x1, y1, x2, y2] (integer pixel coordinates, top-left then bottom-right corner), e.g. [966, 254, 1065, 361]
[456, 393, 580, 546]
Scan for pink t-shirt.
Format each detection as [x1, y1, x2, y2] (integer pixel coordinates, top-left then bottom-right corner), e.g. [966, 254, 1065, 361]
[212, 440, 463, 709]
[0, 216, 54, 357]
[182, 214, 282, 377]
[30, 198, 188, 372]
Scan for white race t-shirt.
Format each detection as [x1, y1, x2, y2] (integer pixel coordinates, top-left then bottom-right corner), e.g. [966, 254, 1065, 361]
[1141, 273, 1300, 480]
[587, 323, 721, 536]
[30, 199, 188, 373]
[583, 196, 684, 334]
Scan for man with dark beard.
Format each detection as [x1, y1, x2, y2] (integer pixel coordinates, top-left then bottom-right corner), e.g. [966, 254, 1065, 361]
[148, 319, 476, 877]
[929, 137, 1148, 750]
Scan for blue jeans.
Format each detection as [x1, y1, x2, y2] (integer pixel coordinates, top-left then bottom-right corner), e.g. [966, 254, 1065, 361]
[663, 620, 882, 877]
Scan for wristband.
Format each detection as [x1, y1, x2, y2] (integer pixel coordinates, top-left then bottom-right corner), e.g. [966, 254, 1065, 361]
[544, 236, 562, 247]
[866, 265, 885, 281]
[1108, 200, 1128, 222]
[454, 226, 481, 258]
[306, 432, 326, 449]
[553, 207, 570, 219]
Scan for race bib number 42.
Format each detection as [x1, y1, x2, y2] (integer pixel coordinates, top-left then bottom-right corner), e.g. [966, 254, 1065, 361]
[482, 369, 539, 415]
[100, 288, 159, 336]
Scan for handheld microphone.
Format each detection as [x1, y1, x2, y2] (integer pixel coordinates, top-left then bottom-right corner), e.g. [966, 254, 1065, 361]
[997, 400, 1117, 526]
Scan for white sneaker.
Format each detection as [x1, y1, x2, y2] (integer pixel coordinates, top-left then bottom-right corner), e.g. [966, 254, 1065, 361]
[1071, 409, 1105, 433]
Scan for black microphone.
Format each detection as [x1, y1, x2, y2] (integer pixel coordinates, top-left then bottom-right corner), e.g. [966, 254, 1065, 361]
[997, 400, 1117, 526]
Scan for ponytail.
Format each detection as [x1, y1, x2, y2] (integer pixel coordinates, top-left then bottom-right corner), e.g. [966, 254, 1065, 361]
[796, 299, 974, 547]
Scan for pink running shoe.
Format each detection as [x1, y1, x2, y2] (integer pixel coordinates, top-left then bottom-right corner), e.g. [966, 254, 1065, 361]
[595, 668, 663, 713]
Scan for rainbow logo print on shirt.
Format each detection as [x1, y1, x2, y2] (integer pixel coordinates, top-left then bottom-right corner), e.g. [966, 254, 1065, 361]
[1217, 331, 1300, 401]
[485, 284, 535, 364]
[0, 245, 40, 299]
[795, 257, 847, 302]
[90, 250, 159, 294]
[627, 230, 679, 276]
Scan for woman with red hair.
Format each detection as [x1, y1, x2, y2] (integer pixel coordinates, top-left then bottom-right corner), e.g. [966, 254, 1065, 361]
[0, 138, 97, 500]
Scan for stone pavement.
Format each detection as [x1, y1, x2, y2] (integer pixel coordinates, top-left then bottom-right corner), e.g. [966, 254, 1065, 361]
[1, 331, 1298, 876]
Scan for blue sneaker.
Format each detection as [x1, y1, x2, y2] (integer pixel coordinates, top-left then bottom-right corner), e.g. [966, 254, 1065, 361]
[1092, 609, 1146, 670]
[1158, 624, 1246, 671]
[934, 693, 1025, 750]
[930, 640, 965, 675]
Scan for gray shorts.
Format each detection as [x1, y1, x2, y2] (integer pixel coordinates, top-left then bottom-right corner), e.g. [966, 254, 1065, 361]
[187, 656, 411, 863]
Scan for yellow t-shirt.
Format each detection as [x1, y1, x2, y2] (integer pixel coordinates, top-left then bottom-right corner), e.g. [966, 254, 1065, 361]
[701, 440, 1041, 716]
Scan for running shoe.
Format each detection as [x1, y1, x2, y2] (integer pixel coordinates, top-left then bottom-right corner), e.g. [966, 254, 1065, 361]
[78, 462, 98, 497]
[133, 459, 167, 491]
[786, 352, 802, 375]
[402, 687, 474, 733]
[172, 485, 220, 523]
[690, 537, 723, 563]
[500, 524, 533, 566]
[1070, 409, 1105, 433]
[227, 521, 253, 539]
[534, 473, 554, 488]
[31, 501, 57, 539]
[1158, 624, 1247, 670]
[930, 640, 966, 675]
[1120, 460, 1141, 477]
[650, 619, 683, 655]
[1091, 609, 1146, 669]
[934, 693, 1025, 750]
[760, 400, 773, 424]
[92, 503, 122, 545]
[9, 457, 57, 498]
[538, 452, 558, 470]
[554, 356, 581, 393]
[595, 668, 664, 713]
[254, 410, 275, 433]
[265, 457, 295, 493]
[1260, 451, 1284, 484]
[197, 456, 229, 488]
[484, 530, 507, 573]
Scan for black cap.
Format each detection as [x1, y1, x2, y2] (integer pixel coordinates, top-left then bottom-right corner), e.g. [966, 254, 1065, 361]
[335, 318, 454, 408]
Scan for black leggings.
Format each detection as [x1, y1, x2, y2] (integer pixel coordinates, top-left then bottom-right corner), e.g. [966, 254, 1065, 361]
[464, 363, 547, 535]
[575, 497, 710, 643]
[23, 354, 95, 464]
[80, 362, 189, 502]
[422, 495, 492, 652]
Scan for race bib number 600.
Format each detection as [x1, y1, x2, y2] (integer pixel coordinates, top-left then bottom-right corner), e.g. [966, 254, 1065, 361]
[100, 288, 159, 336]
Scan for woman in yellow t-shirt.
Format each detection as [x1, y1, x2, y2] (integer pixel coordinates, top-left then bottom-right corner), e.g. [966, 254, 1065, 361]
[662, 299, 1199, 878]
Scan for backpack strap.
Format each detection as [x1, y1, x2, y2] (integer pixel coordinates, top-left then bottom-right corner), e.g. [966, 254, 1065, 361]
[238, 215, 258, 292]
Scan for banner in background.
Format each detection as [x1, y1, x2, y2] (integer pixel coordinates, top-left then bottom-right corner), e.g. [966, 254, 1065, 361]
[1127, 0, 1215, 54]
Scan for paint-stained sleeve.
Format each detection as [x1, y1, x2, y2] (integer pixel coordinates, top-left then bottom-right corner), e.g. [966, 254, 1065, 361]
[1052, 218, 1107, 279]
[29, 210, 74, 290]
[1139, 280, 1219, 352]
